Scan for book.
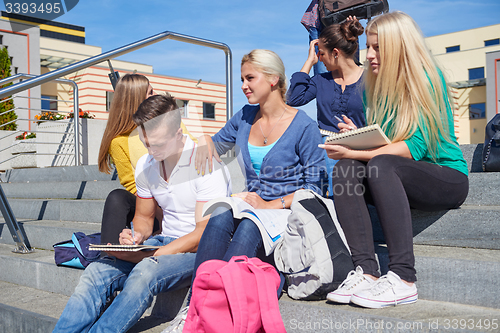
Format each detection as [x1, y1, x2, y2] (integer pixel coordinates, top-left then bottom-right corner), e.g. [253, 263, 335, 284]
[202, 197, 291, 256]
[322, 124, 391, 150]
[88, 244, 162, 252]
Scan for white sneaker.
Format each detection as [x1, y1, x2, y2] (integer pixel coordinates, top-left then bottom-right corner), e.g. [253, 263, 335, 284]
[351, 271, 418, 308]
[326, 266, 375, 304]
[161, 306, 189, 333]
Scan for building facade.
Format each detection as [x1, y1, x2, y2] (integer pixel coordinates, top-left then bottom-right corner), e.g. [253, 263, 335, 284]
[0, 11, 227, 137]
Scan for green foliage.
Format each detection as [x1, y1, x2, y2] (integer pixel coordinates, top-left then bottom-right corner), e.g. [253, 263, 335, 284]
[0, 46, 17, 131]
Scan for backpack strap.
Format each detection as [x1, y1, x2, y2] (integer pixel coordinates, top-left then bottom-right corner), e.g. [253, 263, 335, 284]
[218, 256, 250, 333]
[246, 259, 287, 333]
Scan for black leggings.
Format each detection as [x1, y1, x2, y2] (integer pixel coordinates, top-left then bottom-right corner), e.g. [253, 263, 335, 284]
[332, 155, 469, 282]
[100, 189, 160, 244]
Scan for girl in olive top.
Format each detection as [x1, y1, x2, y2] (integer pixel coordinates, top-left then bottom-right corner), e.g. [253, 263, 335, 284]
[321, 12, 468, 309]
[98, 74, 195, 244]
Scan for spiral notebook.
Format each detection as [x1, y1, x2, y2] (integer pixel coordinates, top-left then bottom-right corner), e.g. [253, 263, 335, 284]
[88, 244, 161, 252]
[321, 124, 391, 150]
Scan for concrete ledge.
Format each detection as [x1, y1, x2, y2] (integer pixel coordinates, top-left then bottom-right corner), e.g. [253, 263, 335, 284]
[0, 219, 101, 250]
[4, 165, 119, 183]
[0, 303, 57, 333]
[0, 244, 83, 296]
[2, 180, 122, 200]
[8, 199, 105, 222]
[279, 295, 500, 333]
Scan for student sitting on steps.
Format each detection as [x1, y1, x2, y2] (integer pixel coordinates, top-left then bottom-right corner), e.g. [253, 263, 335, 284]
[321, 11, 469, 309]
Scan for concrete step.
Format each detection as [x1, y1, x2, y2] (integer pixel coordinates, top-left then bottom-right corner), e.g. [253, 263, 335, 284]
[461, 143, 483, 173]
[279, 294, 500, 333]
[2, 243, 499, 309]
[0, 218, 100, 250]
[463, 172, 500, 206]
[0, 281, 168, 333]
[8, 198, 105, 222]
[1, 180, 122, 200]
[411, 206, 500, 250]
[2, 279, 500, 333]
[3, 165, 118, 183]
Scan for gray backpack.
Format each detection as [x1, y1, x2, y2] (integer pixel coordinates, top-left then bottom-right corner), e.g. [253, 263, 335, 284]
[274, 189, 353, 300]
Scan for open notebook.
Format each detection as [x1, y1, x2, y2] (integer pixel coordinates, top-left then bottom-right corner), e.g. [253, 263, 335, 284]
[89, 244, 161, 252]
[321, 124, 391, 150]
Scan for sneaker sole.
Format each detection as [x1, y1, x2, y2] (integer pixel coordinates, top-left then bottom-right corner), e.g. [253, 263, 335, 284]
[351, 293, 418, 309]
[326, 292, 352, 304]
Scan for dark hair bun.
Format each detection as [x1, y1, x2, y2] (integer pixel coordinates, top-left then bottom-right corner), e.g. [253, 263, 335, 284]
[341, 20, 365, 43]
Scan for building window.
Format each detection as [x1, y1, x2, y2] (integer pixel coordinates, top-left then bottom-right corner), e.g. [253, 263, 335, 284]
[0, 35, 3, 44]
[106, 91, 114, 111]
[468, 67, 485, 80]
[203, 102, 215, 120]
[485, 38, 500, 47]
[446, 45, 460, 53]
[469, 103, 485, 119]
[176, 99, 189, 118]
[41, 95, 57, 111]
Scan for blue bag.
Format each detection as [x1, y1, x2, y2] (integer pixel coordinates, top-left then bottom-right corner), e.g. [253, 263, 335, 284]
[53, 232, 102, 269]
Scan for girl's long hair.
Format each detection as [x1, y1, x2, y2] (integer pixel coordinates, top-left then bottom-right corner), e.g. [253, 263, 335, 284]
[98, 74, 149, 173]
[364, 11, 454, 161]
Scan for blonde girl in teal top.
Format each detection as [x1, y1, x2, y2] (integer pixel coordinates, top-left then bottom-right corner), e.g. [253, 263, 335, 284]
[320, 12, 469, 309]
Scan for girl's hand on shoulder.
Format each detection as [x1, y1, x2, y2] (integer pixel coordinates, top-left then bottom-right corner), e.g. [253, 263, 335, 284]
[195, 135, 221, 175]
[318, 143, 353, 160]
[308, 39, 320, 65]
[232, 192, 270, 209]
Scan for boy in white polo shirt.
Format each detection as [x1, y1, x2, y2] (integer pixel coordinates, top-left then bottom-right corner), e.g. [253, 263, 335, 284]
[53, 94, 231, 333]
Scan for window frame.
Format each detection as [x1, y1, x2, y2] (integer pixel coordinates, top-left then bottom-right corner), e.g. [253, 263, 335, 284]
[203, 102, 216, 120]
[469, 102, 486, 119]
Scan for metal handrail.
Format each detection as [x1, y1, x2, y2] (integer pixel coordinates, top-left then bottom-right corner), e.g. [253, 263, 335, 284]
[0, 31, 233, 120]
[0, 73, 80, 165]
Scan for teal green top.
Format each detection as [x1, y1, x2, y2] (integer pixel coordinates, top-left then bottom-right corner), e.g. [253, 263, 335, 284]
[365, 70, 468, 176]
[248, 141, 277, 176]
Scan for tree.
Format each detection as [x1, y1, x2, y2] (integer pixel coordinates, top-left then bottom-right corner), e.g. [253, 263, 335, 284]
[0, 46, 17, 131]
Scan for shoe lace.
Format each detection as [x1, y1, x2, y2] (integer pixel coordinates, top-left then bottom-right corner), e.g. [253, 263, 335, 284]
[339, 269, 365, 290]
[369, 275, 395, 296]
[162, 306, 188, 333]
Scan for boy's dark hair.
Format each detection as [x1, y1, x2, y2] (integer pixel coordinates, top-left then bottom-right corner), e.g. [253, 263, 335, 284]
[133, 93, 181, 134]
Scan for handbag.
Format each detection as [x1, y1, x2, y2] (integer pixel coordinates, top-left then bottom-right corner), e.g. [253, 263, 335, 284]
[184, 256, 286, 333]
[319, 0, 389, 26]
[482, 114, 500, 172]
[53, 232, 102, 269]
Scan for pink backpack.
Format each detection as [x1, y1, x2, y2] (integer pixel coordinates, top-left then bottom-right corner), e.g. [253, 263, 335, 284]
[183, 256, 286, 333]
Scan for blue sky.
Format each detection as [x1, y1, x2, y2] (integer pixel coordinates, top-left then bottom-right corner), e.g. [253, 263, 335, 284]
[15, 0, 500, 116]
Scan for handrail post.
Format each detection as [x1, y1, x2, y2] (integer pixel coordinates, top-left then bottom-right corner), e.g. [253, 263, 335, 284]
[0, 184, 34, 253]
[72, 81, 80, 165]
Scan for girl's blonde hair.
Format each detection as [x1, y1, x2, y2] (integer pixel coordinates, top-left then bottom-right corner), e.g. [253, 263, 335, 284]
[241, 49, 287, 102]
[364, 11, 454, 160]
[98, 74, 149, 173]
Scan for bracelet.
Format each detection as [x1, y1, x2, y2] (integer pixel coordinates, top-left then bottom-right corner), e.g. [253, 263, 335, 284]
[280, 197, 286, 209]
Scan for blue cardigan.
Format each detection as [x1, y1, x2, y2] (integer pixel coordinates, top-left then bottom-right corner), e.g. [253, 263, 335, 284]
[212, 105, 326, 201]
[288, 71, 366, 132]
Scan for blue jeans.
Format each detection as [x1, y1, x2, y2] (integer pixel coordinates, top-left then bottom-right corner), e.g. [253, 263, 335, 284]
[323, 135, 338, 199]
[186, 206, 263, 304]
[53, 235, 195, 333]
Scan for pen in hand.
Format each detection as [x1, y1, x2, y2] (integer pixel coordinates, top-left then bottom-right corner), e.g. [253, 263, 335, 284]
[130, 221, 136, 245]
[335, 115, 355, 130]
